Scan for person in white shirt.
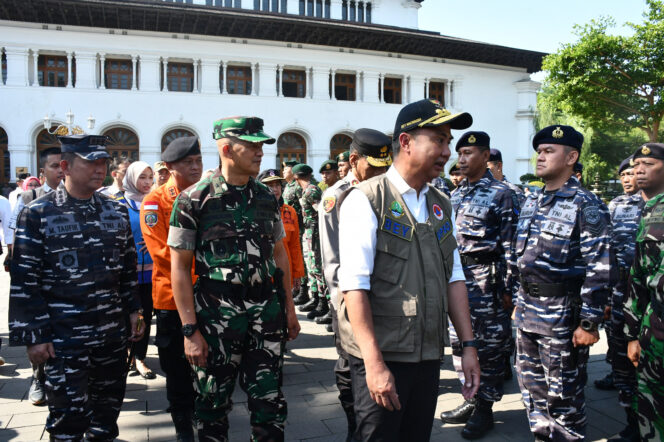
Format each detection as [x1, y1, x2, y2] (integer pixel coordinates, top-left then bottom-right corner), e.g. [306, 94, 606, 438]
[337, 99, 480, 441]
[8, 173, 28, 211]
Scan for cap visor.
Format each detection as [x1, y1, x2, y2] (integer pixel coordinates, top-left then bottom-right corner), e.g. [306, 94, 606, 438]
[425, 112, 473, 130]
[75, 151, 111, 161]
[238, 131, 276, 144]
[366, 156, 393, 167]
[261, 176, 285, 183]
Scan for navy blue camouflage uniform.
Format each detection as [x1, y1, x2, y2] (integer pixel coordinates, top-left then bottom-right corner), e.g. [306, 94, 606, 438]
[9, 187, 140, 441]
[607, 192, 644, 408]
[449, 169, 519, 403]
[512, 175, 611, 441]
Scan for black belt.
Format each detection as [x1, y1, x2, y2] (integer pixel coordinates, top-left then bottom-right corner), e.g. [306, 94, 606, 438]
[652, 299, 664, 320]
[460, 254, 499, 267]
[520, 278, 583, 298]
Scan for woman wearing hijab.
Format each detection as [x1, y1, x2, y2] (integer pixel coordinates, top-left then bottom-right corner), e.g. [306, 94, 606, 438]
[119, 161, 156, 379]
[22, 176, 41, 191]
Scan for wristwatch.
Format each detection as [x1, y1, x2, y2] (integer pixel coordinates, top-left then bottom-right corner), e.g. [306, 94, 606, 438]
[462, 340, 478, 349]
[181, 323, 199, 337]
[580, 318, 597, 332]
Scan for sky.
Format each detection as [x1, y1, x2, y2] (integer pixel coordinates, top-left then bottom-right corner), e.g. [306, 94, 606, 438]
[418, 0, 647, 54]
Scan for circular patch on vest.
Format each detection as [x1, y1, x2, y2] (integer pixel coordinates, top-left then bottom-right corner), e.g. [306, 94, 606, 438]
[432, 203, 444, 220]
[390, 201, 404, 218]
[144, 211, 158, 228]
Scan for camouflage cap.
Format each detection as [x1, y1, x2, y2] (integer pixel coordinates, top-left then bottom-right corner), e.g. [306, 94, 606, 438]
[153, 161, 168, 172]
[58, 134, 111, 161]
[213, 116, 275, 144]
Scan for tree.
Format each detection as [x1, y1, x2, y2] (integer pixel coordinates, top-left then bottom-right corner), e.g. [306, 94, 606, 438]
[543, 0, 664, 142]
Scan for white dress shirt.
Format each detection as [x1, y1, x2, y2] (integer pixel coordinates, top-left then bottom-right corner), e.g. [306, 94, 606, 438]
[338, 166, 465, 292]
[0, 196, 13, 246]
[8, 182, 55, 236]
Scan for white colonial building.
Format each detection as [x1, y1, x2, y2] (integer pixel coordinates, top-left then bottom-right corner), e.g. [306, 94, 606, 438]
[0, 0, 543, 183]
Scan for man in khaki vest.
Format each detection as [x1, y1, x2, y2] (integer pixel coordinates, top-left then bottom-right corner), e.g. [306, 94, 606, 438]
[337, 99, 480, 441]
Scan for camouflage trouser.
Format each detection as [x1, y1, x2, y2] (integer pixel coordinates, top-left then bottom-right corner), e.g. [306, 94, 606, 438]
[192, 278, 286, 442]
[516, 329, 589, 441]
[449, 264, 512, 402]
[608, 279, 637, 408]
[44, 340, 128, 441]
[301, 227, 327, 300]
[634, 310, 664, 440]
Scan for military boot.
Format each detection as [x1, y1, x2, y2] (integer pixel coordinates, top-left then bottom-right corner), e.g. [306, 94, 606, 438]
[299, 293, 318, 312]
[171, 410, 195, 442]
[308, 297, 329, 319]
[440, 398, 475, 424]
[609, 407, 640, 442]
[293, 282, 310, 306]
[461, 398, 494, 439]
[594, 371, 616, 390]
[315, 308, 333, 325]
[504, 354, 513, 380]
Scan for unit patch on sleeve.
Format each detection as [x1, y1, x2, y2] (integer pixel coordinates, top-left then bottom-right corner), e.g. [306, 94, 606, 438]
[144, 212, 158, 228]
[323, 196, 336, 213]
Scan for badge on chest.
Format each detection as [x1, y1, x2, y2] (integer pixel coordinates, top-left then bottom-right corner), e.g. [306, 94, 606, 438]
[380, 214, 413, 241]
[613, 204, 639, 223]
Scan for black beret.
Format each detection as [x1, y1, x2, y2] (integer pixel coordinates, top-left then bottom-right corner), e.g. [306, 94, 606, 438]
[489, 148, 502, 162]
[319, 160, 338, 173]
[533, 125, 584, 151]
[618, 156, 634, 174]
[292, 163, 313, 176]
[352, 128, 393, 167]
[162, 136, 201, 163]
[633, 143, 664, 161]
[456, 131, 490, 152]
[282, 160, 298, 168]
[574, 162, 583, 174]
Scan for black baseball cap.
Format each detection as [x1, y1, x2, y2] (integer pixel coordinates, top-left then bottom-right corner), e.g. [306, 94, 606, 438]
[393, 99, 472, 141]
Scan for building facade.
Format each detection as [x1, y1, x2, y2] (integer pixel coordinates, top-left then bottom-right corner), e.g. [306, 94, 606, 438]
[0, 0, 543, 183]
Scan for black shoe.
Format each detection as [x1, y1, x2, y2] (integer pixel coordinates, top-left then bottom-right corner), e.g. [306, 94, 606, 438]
[293, 285, 310, 305]
[308, 298, 329, 319]
[299, 296, 318, 313]
[461, 399, 494, 439]
[171, 410, 195, 442]
[504, 354, 513, 380]
[534, 436, 552, 442]
[315, 310, 333, 324]
[609, 407, 640, 441]
[594, 372, 616, 390]
[440, 399, 476, 424]
[325, 324, 333, 333]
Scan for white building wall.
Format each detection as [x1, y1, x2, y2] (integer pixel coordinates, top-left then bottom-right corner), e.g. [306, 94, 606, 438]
[0, 20, 538, 182]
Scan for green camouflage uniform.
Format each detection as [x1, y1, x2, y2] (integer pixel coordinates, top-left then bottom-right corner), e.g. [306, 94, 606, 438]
[300, 183, 328, 300]
[625, 192, 664, 440]
[283, 180, 304, 233]
[167, 171, 287, 441]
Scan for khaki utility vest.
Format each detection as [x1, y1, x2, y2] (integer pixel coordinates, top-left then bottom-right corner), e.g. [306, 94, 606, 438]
[337, 175, 457, 362]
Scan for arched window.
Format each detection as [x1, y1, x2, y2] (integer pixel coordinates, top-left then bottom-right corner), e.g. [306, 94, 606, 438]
[161, 128, 195, 152]
[0, 128, 9, 185]
[36, 127, 61, 171]
[103, 127, 140, 161]
[330, 133, 351, 160]
[277, 132, 307, 165]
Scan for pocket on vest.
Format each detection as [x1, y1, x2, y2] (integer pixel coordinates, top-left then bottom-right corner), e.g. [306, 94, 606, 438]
[371, 299, 417, 353]
[373, 237, 410, 284]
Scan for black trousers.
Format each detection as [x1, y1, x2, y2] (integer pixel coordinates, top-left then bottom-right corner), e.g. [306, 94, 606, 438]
[154, 309, 195, 414]
[134, 283, 154, 361]
[331, 307, 356, 434]
[349, 355, 439, 442]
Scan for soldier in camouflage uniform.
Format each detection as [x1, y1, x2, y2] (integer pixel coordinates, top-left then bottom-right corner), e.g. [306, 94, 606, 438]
[512, 125, 611, 441]
[318, 128, 392, 439]
[597, 157, 644, 441]
[294, 163, 329, 320]
[282, 160, 309, 306]
[168, 117, 300, 442]
[441, 131, 518, 439]
[9, 134, 144, 441]
[625, 143, 664, 442]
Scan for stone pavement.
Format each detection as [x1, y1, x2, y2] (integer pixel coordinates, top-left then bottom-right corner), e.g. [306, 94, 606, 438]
[0, 265, 626, 441]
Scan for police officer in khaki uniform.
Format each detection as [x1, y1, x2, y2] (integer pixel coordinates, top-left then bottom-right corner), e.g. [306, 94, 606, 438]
[337, 99, 480, 441]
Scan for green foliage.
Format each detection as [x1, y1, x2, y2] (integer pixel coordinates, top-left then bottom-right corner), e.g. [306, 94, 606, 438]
[519, 173, 538, 184]
[543, 0, 664, 142]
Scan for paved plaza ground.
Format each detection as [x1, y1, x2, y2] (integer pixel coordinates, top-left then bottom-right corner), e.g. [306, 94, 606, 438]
[0, 266, 626, 441]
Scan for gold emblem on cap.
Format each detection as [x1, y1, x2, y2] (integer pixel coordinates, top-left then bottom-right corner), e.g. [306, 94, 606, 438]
[552, 127, 564, 139]
[325, 164, 331, 170]
[630, 158, 635, 166]
[380, 146, 388, 153]
[468, 135, 477, 144]
[642, 145, 651, 155]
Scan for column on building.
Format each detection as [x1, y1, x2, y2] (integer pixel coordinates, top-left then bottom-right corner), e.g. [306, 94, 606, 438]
[73, 51, 97, 89]
[445, 81, 452, 108]
[139, 145, 162, 173]
[251, 63, 258, 96]
[278, 65, 283, 97]
[379, 73, 385, 103]
[8, 142, 33, 182]
[286, 0, 299, 14]
[514, 79, 541, 179]
[200, 58, 220, 94]
[32, 49, 39, 87]
[311, 66, 330, 100]
[193, 59, 199, 93]
[330, 68, 337, 101]
[131, 56, 138, 90]
[138, 54, 162, 92]
[308, 132, 333, 175]
[162, 57, 169, 91]
[362, 70, 380, 103]
[66, 52, 73, 88]
[451, 77, 463, 109]
[409, 75, 425, 103]
[258, 62, 278, 97]
[221, 61, 228, 94]
[201, 140, 219, 173]
[240, 0, 254, 9]
[99, 53, 106, 89]
[330, 0, 343, 19]
[4, 47, 29, 87]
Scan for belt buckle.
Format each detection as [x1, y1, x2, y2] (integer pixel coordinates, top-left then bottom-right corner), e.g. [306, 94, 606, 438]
[530, 284, 540, 297]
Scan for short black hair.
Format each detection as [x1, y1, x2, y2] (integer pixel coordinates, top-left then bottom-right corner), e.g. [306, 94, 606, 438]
[17, 173, 29, 181]
[61, 151, 78, 166]
[109, 156, 131, 173]
[40, 147, 61, 168]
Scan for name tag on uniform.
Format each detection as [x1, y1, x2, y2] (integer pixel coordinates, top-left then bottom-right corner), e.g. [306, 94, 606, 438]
[465, 205, 489, 220]
[541, 220, 574, 237]
[381, 214, 413, 241]
[549, 201, 577, 223]
[45, 214, 81, 236]
[436, 219, 453, 242]
[520, 199, 537, 219]
[470, 189, 497, 208]
[613, 205, 639, 222]
[100, 211, 124, 230]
